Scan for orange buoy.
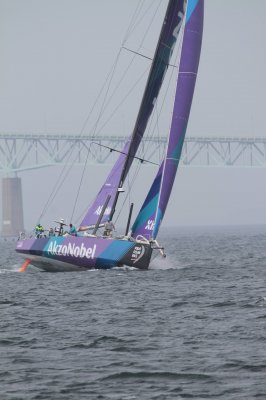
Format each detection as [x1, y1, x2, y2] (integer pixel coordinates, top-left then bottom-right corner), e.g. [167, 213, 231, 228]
[19, 259, 31, 273]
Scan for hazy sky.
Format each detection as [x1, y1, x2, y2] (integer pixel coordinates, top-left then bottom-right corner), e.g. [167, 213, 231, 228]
[1, 0, 266, 230]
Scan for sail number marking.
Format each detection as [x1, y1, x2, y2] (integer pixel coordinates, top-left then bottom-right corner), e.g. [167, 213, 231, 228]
[145, 220, 155, 231]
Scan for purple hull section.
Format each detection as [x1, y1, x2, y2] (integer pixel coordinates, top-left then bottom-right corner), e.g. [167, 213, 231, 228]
[16, 236, 152, 271]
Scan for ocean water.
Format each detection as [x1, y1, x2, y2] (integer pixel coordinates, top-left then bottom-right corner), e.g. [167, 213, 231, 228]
[0, 226, 265, 400]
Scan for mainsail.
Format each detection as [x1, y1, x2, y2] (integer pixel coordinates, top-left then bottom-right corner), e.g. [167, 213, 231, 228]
[131, 0, 204, 240]
[80, 0, 187, 229]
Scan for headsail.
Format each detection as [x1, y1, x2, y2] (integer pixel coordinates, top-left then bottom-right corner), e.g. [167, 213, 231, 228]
[131, 0, 204, 240]
[80, 0, 188, 229]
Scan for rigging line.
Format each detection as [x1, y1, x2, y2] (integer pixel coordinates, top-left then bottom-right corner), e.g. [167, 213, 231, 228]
[39, 41, 129, 220]
[38, 53, 123, 222]
[88, 4, 156, 139]
[39, 38, 127, 220]
[81, 4, 149, 138]
[38, 149, 82, 221]
[110, 2, 188, 222]
[92, 1, 163, 139]
[119, 2, 182, 154]
[127, 171, 131, 211]
[40, 150, 85, 220]
[39, 1, 163, 225]
[80, 5, 149, 138]
[155, 102, 161, 162]
[73, 147, 137, 227]
[114, 161, 142, 226]
[154, 101, 163, 163]
[37, 3, 142, 225]
[89, 52, 139, 137]
[142, 25, 184, 147]
[118, 28, 184, 204]
[39, 135, 95, 221]
[74, 203, 91, 227]
[88, 47, 145, 140]
[91, 0, 164, 138]
[134, 0, 164, 51]
[74, 143, 143, 229]
[127, 74, 161, 166]
[153, 11, 187, 236]
[80, 4, 147, 139]
[83, 1, 155, 141]
[69, 148, 90, 223]
[73, 142, 141, 227]
[91, 142, 159, 166]
[79, 49, 123, 138]
[38, 160, 73, 222]
[122, 46, 179, 68]
[90, 49, 123, 139]
[123, 0, 146, 44]
[124, 0, 164, 44]
[91, 10, 160, 141]
[65, 7, 149, 220]
[96, 66, 150, 135]
[141, 57, 179, 147]
[122, 46, 152, 61]
[113, 167, 133, 229]
[136, 87, 159, 160]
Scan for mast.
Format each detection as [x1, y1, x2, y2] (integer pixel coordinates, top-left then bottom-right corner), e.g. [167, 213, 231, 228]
[131, 0, 204, 240]
[109, 0, 187, 220]
[80, 0, 186, 229]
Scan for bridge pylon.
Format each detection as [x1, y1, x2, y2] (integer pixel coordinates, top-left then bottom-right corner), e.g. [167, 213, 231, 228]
[1, 177, 24, 236]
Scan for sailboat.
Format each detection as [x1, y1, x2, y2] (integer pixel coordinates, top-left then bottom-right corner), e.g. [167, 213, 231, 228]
[16, 0, 204, 272]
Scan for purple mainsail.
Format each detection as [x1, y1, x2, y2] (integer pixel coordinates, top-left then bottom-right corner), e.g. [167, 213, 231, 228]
[80, 0, 188, 229]
[131, 0, 204, 240]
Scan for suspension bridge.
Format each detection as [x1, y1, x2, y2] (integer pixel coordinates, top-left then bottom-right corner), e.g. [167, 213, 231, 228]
[1, 133, 266, 235]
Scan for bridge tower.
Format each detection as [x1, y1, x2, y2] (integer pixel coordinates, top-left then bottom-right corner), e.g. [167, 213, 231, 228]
[1, 176, 24, 236]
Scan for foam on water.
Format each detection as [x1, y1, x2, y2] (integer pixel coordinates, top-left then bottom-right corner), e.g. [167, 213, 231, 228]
[150, 254, 192, 270]
[0, 263, 22, 273]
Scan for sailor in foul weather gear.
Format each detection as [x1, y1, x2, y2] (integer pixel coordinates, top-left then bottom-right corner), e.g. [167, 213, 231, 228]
[35, 223, 44, 238]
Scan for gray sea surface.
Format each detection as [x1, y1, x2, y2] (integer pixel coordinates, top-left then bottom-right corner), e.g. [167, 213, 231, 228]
[0, 226, 265, 399]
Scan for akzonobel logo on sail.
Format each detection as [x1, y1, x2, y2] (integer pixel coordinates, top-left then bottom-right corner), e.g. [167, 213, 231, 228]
[47, 241, 96, 259]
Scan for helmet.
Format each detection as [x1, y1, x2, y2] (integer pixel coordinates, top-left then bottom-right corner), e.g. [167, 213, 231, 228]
[60, 218, 64, 223]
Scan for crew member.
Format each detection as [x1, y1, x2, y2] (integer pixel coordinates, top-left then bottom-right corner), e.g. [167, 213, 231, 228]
[103, 220, 115, 237]
[35, 223, 44, 238]
[69, 223, 77, 236]
[48, 227, 55, 237]
[58, 218, 66, 236]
